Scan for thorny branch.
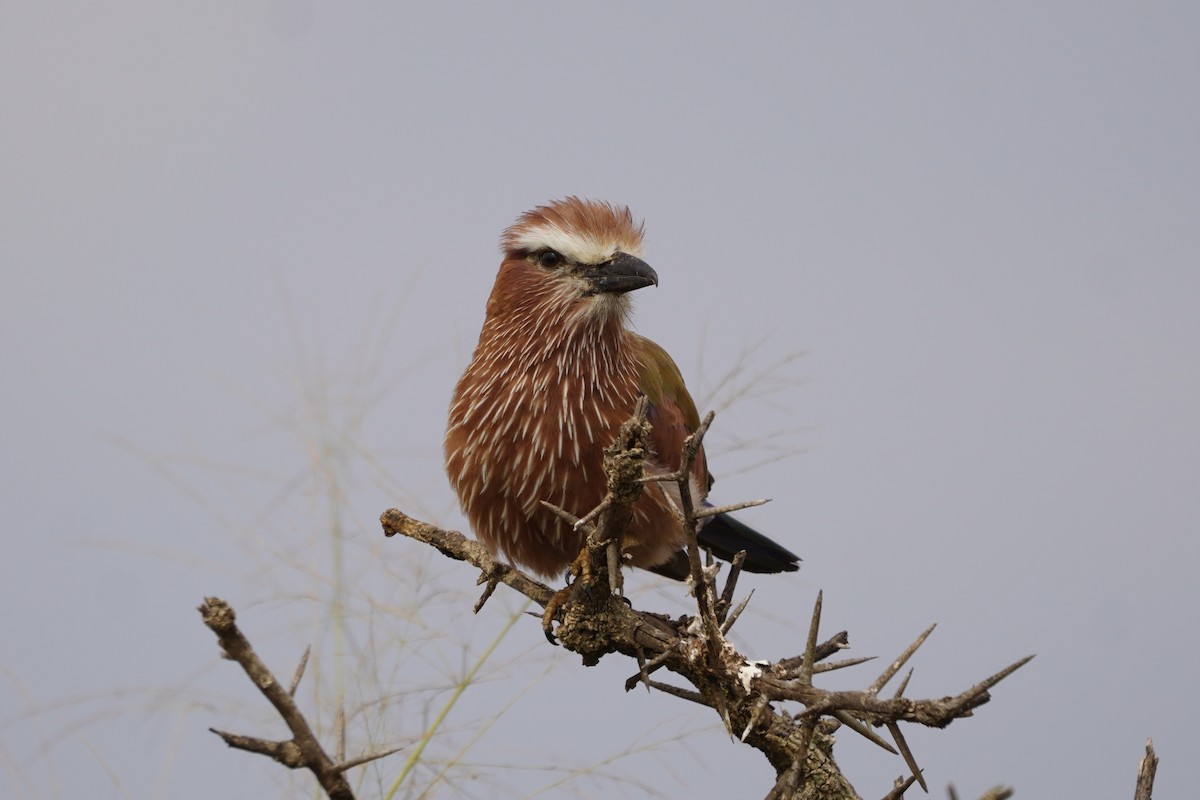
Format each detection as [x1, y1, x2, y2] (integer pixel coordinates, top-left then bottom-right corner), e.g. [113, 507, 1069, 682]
[379, 407, 1045, 800]
[197, 400, 1159, 799]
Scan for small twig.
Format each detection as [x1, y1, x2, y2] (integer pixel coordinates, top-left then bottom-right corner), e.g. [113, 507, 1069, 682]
[676, 412, 723, 653]
[869, 624, 936, 695]
[209, 729, 304, 768]
[473, 573, 500, 614]
[721, 590, 755, 634]
[572, 496, 611, 531]
[539, 500, 585, 530]
[777, 632, 851, 673]
[882, 774, 919, 800]
[623, 645, 681, 692]
[694, 498, 771, 519]
[334, 744, 407, 772]
[717, 551, 747, 623]
[646, 679, 709, 706]
[812, 656, 877, 675]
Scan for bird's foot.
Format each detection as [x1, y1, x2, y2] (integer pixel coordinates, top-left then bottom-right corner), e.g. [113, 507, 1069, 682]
[541, 584, 572, 644]
[542, 550, 588, 643]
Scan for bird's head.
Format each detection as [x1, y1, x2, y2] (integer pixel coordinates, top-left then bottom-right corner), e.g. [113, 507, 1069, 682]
[487, 198, 658, 326]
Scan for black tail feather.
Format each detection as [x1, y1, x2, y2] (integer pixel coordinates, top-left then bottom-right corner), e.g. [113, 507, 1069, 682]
[648, 514, 801, 581]
[699, 513, 801, 574]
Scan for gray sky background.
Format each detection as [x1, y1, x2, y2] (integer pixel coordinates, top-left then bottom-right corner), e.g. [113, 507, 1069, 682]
[3, 3, 1197, 798]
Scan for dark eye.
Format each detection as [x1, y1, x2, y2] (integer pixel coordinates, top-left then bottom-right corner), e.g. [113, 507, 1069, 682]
[537, 249, 565, 269]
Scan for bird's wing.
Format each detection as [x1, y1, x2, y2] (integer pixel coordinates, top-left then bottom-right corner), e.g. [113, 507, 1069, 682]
[633, 334, 802, 576]
[630, 334, 711, 494]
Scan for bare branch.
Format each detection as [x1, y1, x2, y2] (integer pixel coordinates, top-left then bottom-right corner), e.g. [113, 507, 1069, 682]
[199, 597, 356, 800]
[380, 510, 554, 609]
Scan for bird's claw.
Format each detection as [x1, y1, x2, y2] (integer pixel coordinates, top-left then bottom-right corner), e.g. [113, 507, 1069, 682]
[541, 584, 573, 645]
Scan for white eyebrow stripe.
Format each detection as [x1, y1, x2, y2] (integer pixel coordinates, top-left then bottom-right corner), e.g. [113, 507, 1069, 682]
[512, 225, 643, 264]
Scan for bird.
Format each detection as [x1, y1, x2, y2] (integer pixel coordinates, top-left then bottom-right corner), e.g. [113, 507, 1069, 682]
[444, 197, 799, 582]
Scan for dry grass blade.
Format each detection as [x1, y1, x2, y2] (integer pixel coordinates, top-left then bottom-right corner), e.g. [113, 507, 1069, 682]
[288, 645, 312, 697]
[335, 706, 346, 764]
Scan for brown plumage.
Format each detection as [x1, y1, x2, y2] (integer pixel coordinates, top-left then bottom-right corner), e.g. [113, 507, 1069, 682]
[444, 198, 799, 579]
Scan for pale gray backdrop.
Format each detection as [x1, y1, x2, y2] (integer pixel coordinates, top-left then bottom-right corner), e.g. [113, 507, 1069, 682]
[2, 3, 1197, 799]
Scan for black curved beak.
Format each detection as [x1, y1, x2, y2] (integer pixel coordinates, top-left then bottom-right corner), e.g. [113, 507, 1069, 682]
[580, 252, 659, 295]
